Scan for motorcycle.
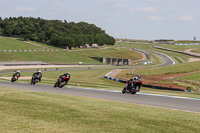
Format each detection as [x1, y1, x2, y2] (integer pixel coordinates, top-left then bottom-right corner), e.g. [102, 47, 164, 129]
[122, 79, 142, 94]
[54, 76, 70, 88]
[30, 74, 41, 85]
[11, 74, 19, 82]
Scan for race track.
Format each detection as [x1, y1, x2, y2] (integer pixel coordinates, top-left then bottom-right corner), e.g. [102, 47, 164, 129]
[1, 81, 200, 113]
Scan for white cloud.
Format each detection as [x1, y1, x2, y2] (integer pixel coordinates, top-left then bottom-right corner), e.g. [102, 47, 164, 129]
[147, 16, 165, 21]
[16, 7, 35, 11]
[137, 7, 156, 12]
[179, 15, 195, 21]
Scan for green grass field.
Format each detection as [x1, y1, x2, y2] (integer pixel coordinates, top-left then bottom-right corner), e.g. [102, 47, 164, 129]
[1, 38, 200, 132]
[134, 61, 200, 76]
[1, 87, 200, 133]
[178, 72, 200, 81]
[191, 48, 200, 54]
[0, 37, 142, 64]
[0, 37, 42, 50]
[71, 47, 142, 60]
[157, 44, 200, 51]
[0, 51, 100, 64]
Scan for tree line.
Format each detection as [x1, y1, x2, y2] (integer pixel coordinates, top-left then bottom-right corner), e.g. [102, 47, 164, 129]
[0, 17, 115, 48]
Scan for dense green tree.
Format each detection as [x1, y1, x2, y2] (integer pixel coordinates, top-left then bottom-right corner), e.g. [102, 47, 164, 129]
[0, 17, 115, 47]
[0, 27, 2, 35]
[4, 25, 13, 36]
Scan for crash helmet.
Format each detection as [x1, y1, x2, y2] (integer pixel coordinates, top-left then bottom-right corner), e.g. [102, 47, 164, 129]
[67, 71, 70, 74]
[136, 74, 141, 78]
[37, 70, 41, 72]
[17, 70, 20, 73]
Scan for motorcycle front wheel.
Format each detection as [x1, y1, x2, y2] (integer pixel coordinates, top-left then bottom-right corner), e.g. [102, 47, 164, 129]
[131, 87, 137, 94]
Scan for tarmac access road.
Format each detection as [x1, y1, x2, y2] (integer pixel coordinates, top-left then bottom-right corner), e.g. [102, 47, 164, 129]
[0, 81, 200, 113]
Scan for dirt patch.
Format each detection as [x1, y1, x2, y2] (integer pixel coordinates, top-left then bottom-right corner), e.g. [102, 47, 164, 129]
[183, 48, 200, 63]
[184, 48, 197, 53]
[188, 58, 200, 62]
[140, 73, 194, 90]
[23, 41, 49, 49]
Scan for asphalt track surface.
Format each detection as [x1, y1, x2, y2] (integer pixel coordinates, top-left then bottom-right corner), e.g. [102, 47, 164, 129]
[0, 81, 200, 113]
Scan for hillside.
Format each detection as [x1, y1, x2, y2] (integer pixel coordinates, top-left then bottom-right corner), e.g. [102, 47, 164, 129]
[0, 37, 142, 64]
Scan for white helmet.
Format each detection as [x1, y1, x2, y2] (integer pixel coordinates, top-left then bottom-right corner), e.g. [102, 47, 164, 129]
[37, 70, 41, 72]
[17, 70, 20, 73]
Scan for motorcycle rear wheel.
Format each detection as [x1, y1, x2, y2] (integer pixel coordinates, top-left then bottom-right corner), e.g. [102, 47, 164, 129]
[11, 78, 14, 82]
[122, 87, 126, 93]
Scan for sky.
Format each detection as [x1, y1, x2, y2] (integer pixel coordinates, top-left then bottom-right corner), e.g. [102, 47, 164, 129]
[0, 0, 200, 40]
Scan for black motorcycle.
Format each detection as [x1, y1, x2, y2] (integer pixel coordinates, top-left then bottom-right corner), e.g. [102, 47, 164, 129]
[30, 74, 41, 85]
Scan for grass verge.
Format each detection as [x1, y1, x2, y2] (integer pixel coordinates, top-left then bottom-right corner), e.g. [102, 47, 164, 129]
[0, 87, 200, 133]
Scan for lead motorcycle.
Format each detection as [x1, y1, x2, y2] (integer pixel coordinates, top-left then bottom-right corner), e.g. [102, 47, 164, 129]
[11, 74, 19, 82]
[54, 76, 70, 88]
[122, 79, 142, 94]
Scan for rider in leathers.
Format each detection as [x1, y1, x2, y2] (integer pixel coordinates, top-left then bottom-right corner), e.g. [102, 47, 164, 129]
[13, 70, 21, 79]
[126, 75, 141, 91]
[61, 71, 70, 84]
[31, 70, 42, 84]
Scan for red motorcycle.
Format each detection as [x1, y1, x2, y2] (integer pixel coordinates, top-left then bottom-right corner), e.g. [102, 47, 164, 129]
[54, 76, 70, 88]
[122, 79, 142, 94]
[11, 75, 19, 82]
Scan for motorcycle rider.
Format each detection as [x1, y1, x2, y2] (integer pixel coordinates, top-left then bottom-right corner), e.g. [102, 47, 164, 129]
[13, 70, 21, 79]
[126, 74, 142, 91]
[54, 71, 70, 87]
[30, 70, 42, 84]
[61, 71, 70, 84]
[134, 74, 141, 81]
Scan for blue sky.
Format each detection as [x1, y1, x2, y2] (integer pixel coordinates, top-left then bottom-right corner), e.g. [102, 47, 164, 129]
[0, 0, 199, 40]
